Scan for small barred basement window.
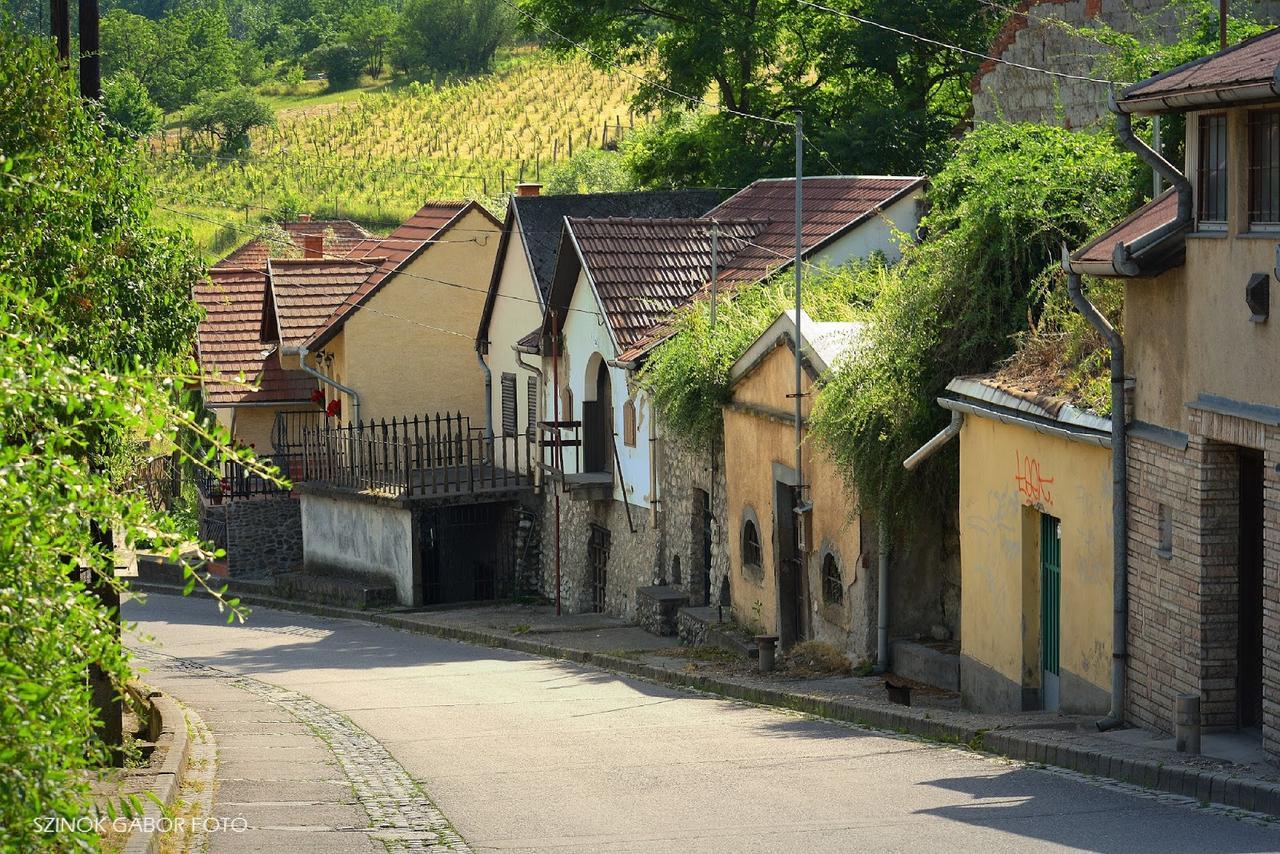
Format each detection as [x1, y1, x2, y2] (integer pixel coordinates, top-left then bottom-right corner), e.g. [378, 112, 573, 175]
[500, 372, 517, 436]
[741, 518, 762, 569]
[822, 552, 843, 605]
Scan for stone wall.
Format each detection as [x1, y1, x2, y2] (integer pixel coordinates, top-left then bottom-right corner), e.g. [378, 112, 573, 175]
[538, 489, 663, 619]
[300, 489, 417, 605]
[659, 432, 729, 609]
[225, 494, 303, 578]
[972, 1, 1280, 128]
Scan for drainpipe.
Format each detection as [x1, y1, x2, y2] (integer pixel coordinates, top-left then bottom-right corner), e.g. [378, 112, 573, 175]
[476, 347, 494, 440]
[1064, 253, 1128, 732]
[875, 517, 890, 674]
[1111, 102, 1192, 275]
[297, 346, 360, 425]
[514, 347, 542, 489]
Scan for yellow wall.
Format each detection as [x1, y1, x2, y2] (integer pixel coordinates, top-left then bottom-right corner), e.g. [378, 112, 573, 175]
[722, 342, 871, 657]
[323, 207, 500, 424]
[1129, 106, 1280, 431]
[485, 226, 544, 471]
[958, 413, 1112, 713]
[225, 405, 317, 454]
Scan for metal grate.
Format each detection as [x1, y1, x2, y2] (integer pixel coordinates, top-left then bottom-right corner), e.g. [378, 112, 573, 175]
[1249, 111, 1280, 226]
[821, 553, 843, 606]
[588, 524, 610, 613]
[1198, 114, 1229, 224]
[1040, 514, 1061, 679]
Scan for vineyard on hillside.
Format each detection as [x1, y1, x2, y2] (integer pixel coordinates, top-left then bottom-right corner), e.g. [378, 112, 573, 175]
[149, 50, 650, 256]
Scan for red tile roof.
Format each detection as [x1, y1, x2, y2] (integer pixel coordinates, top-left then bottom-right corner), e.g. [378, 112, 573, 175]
[607, 176, 924, 361]
[707, 176, 924, 283]
[566, 217, 768, 349]
[1071, 188, 1180, 267]
[1118, 27, 1280, 110]
[196, 264, 314, 406]
[268, 258, 382, 351]
[305, 201, 498, 348]
[219, 220, 374, 270]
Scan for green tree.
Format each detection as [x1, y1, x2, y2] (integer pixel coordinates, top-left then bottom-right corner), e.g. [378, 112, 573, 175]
[395, 0, 510, 75]
[101, 71, 163, 138]
[184, 86, 274, 153]
[520, 0, 997, 185]
[307, 41, 363, 89]
[342, 2, 396, 77]
[0, 30, 254, 850]
[101, 3, 241, 110]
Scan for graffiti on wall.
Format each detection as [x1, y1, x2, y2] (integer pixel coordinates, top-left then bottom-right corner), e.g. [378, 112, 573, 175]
[1014, 450, 1054, 506]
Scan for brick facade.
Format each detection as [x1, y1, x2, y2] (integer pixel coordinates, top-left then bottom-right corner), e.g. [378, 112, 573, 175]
[1127, 408, 1280, 757]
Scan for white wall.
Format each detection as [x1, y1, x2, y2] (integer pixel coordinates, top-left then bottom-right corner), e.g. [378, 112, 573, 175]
[549, 268, 653, 509]
[300, 492, 417, 605]
[485, 227, 544, 469]
[812, 191, 922, 267]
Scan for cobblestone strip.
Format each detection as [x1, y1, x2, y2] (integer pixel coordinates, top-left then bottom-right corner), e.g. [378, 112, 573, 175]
[132, 648, 470, 853]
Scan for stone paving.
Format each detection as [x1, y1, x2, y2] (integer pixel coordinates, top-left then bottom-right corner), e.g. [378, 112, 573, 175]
[132, 646, 469, 853]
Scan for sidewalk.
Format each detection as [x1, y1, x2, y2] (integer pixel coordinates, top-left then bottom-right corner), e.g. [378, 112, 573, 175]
[132, 577, 1280, 819]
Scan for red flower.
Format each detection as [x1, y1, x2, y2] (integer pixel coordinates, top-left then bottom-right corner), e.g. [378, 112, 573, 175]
[310, 388, 324, 405]
[326, 398, 341, 417]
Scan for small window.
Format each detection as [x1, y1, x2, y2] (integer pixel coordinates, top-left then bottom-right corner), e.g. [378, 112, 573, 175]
[1198, 114, 1228, 225]
[1157, 502, 1174, 558]
[671, 555, 682, 586]
[822, 553, 844, 605]
[527, 377, 538, 439]
[741, 518, 762, 568]
[561, 386, 573, 419]
[1249, 111, 1280, 227]
[622, 400, 637, 447]
[500, 373, 517, 436]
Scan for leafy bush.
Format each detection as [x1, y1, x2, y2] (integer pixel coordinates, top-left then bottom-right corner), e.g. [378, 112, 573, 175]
[0, 31, 254, 849]
[308, 42, 363, 91]
[544, 148, 633, 195]
[641, 261, 879, 446]
[101, 71, 163, 139]
[810, 123, 1140, 528]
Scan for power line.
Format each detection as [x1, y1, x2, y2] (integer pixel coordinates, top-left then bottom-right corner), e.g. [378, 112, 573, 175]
[793, 0, 1126, 86]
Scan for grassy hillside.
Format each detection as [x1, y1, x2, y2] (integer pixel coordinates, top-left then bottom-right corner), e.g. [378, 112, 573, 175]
[150, 48, 648, 257]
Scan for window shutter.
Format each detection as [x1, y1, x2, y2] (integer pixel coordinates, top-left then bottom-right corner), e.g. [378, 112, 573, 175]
[622, 400, 637, 447]
[501, 373, 517, 436]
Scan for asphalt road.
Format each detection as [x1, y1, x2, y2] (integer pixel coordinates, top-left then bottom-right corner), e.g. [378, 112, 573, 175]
[125, 593, 1280, 853]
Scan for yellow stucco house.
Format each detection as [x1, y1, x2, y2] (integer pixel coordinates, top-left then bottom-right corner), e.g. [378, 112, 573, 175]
[723, 310, 875, 656]
[938, 376, 1114, 715]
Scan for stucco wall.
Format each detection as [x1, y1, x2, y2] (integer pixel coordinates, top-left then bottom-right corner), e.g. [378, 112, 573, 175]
[228, 405, 316, 454]
[722, 342, 874, 660]
[810, 192, 921, 267]
[327, 206, 500, 424]
[958, 414, 1112, 714]
[300, 491, 418, 605]
[485, 226, 544, 473]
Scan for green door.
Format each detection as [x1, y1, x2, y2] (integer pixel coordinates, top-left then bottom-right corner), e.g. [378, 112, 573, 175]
[1041, 514, 1061, 711]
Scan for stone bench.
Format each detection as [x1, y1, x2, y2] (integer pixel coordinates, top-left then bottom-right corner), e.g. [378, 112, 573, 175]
[635, 585, 689, 636]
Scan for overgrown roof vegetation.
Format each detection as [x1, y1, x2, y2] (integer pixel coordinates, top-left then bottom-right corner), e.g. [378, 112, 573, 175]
[645, 122, 1142, 528]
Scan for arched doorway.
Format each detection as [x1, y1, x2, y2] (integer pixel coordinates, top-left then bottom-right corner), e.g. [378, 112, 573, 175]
[582, 357, 612, 473]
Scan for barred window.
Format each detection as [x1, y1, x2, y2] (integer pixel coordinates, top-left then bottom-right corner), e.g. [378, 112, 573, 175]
[1249, 111, 1280, 226]
[500, 373, 517, 436]
[1198, 114, 1228, 225]
[822, 553, 844, 606]
[741, 518, 762, 568]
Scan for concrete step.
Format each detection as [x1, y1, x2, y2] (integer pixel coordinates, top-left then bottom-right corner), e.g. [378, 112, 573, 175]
[677, 606, 756, 659]
[271, 571, 397, 610]
[891, 639, 960, 692]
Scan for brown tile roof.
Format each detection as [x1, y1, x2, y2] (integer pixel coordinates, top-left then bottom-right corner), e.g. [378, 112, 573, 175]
[268, 259, 382, 351]
[1118, 27, 1280, 110]
[516, 327, 542, 352]
[196, 264, 314, 406]
[1071, 188, 1180, 269]
[306, 201, 500, 348]
[707, 176, 924, 282]
[567, 217, 768, 350]
[219, 220, 374, 270]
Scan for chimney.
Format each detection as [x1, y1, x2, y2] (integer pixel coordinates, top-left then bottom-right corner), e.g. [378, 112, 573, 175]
[302, 234, 324, 259]
[298, 213, 312, 223]
[515, 183, 542, 197]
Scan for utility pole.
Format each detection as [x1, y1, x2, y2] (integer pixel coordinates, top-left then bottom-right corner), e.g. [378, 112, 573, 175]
[1220, 0, 1228, 49]
[709, 221, 720, 331]
[792, 112, 805, 544]
[79, 0, 100, 100]
[50, 0, 70, 64]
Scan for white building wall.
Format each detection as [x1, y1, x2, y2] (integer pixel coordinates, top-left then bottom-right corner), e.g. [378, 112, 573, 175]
[811, 191, 922, 268]
[485, 228, 543, 469]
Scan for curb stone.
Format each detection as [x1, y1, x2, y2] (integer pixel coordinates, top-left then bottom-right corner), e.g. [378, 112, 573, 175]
[120, 683, 191, 854]
[132, 580, 1280, 820]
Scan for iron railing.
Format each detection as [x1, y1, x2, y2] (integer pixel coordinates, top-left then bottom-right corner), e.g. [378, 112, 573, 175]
[196, 455, 294, 502]
[298, 412, 534, 498]
[273, 410, 327, 456]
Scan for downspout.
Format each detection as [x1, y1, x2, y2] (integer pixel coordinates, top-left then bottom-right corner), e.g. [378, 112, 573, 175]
[298, 346, 360, 425]
[476, 346, 494, 440]
[1111, 102, 1192, 274]
[876, 518, 889, 674]
[1064, 255, 1128, 732]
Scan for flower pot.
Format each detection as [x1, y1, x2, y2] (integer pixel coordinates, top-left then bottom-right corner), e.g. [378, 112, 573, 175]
[755, 635, 779, 673]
